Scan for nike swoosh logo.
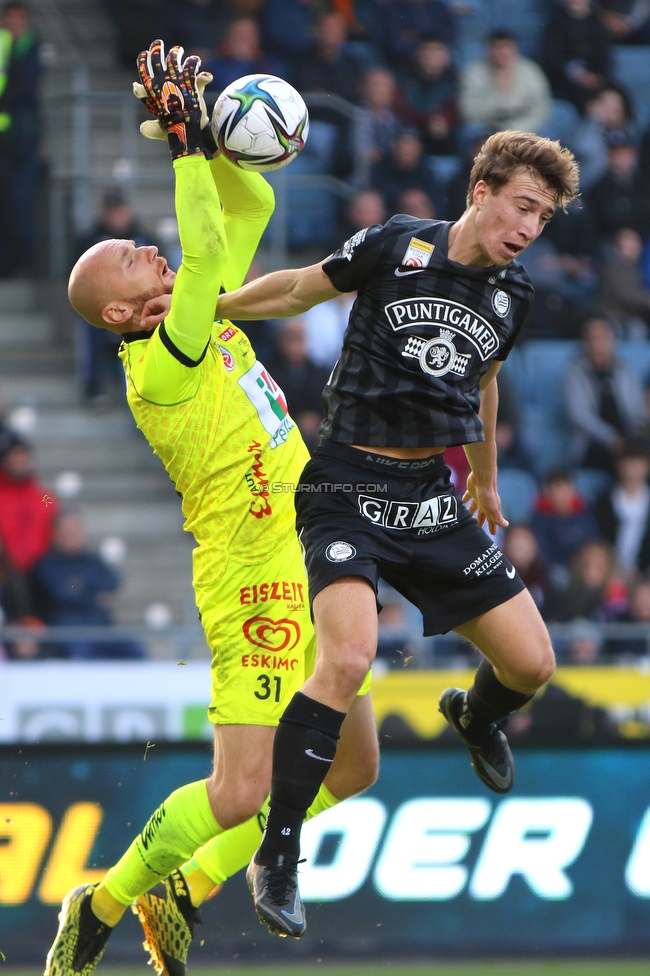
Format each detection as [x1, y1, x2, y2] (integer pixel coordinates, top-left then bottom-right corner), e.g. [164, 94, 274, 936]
[281, 895, 304, 924]
[476, 757, 512, 790]
[506, 566, 516, 579]
[394, 267, 425, 277]
[305, 748, 333, 762]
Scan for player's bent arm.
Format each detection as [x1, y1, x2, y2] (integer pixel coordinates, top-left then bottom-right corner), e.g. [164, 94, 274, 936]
[216, 262, 340, 320]
[209, 155, 275, 291]
[463, 362, 508, 533]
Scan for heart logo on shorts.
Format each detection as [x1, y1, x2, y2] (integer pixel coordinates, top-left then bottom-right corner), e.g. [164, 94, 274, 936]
[243, 615, 301, 652]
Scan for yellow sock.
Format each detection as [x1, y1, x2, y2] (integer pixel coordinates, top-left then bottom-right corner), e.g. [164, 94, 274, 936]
[188, 784, 340, 903]
[91, 884, 129, 927]
[102, 779, 222, 905]
[180, 858, 221, 907]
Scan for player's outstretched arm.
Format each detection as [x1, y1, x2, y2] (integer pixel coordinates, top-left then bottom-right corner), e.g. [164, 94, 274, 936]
[216, 261, 340, 320]
[463, 362, 508, 535]
[137, 40, 227, 363]
[209, 155, 275, 292]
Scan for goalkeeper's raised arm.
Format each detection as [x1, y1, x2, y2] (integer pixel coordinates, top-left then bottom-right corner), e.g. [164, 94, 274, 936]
[67, 40, 227, 359]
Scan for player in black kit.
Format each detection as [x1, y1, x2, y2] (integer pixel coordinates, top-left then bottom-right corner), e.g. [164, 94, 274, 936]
[212, 130, 580, 937]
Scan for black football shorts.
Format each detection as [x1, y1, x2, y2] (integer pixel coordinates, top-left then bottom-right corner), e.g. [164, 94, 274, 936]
[295, 441, 525, 636]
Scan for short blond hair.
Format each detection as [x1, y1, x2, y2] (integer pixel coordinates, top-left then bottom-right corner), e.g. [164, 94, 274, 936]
[466, 131, 580, 210]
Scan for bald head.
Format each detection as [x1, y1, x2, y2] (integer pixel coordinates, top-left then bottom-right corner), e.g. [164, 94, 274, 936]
[68, 238, 175, 332]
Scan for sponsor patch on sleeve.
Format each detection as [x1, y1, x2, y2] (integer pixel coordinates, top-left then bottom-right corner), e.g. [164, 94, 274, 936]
[401, 237, 434, 269]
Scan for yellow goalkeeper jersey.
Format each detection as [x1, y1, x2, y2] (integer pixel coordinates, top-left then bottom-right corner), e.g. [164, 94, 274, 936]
[117, 153, 309, 593]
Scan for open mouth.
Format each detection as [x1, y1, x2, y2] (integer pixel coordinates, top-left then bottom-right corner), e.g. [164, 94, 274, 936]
[503, 242, 523, 257]
[161, 260, 173, 278]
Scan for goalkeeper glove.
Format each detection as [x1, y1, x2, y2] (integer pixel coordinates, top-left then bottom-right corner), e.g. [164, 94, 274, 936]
[136, 39, 208, 161]
[134, 68, 217, 155]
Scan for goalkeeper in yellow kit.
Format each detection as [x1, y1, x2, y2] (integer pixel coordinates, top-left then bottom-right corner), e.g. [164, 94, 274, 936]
[46, 40, 378, 976]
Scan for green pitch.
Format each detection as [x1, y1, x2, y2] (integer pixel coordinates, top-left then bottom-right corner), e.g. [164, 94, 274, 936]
[6, 964, 650, 976]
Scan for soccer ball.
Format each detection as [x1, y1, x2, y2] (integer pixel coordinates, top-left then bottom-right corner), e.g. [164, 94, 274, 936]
[211, 74, 309, 172]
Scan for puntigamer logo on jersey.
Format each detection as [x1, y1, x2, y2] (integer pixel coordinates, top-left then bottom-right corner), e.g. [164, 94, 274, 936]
[384, 297, 499, 360]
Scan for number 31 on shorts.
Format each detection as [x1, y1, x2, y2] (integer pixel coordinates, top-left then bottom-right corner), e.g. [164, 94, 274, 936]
[254, 674, 282, 702]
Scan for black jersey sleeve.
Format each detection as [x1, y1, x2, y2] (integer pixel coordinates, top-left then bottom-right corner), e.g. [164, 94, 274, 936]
[494, 272, 535, 362]
[322, 222, 387, 292]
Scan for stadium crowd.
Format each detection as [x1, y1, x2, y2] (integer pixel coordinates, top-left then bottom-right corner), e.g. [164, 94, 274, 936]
[2, 0, 650, 664]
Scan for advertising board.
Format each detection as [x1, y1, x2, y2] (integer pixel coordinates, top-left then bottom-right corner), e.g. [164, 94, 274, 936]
[2, 744, 650, 962]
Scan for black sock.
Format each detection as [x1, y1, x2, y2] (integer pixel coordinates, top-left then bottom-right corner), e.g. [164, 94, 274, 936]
[463, 659, 533, 742]
[257, 692, 346, 864]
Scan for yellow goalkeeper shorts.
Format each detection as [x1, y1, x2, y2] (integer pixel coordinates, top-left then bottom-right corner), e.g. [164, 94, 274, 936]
[200, 538, 370, 727]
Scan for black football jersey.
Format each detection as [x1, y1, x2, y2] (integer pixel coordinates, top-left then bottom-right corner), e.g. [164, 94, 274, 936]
[320, 215, 534, 448]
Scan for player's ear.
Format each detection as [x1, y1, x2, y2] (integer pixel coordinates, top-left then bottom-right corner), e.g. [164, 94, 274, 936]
[102, 301, 134, 327]
[473, 179, 488, 210]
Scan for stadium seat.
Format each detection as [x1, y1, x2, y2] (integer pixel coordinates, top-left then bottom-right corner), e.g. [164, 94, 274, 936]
[265, 121, 340, 247]
[427, 155, 462, 191]
[612, 46, 650, 128]
[520, 340, 579, 416]
[498, 467, 538, 523]
[489, 0, 545, 58]
[517, 342, 578, 475]
[573, 467, 612, 504]
[541, 99, 582, 144]
[618, 341, 650, 387]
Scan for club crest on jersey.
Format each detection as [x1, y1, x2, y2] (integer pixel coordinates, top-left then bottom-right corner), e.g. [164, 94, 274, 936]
[326, 541, 357, 562]
[402, 330, 471, 377]
[219, 345, 235, 371]
[401, 237, 434, 269]
[341, 227, 368, 261]
[385, 297, 499, 360]
[492, 289, 510, 317]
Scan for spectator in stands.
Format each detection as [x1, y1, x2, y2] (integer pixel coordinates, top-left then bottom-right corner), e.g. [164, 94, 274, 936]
[599, 228, 650, 337]
[340, 188, 387, 238]
[156, 0, 224, 60]
[303, 292, 355, 369]
[396, 186, 436, 218]
[74, 189, 158, 402]
[445, 134, 485, 220]
[206, 18, 283, 93]
[503, 524, 550, 612]
[396, 36, 458, 155]
[380, 0, 456, 64]
[0, 1, 41, 278]
[0, 533, 32, 625]
[32, 512, 143, 660]
[293, 10, 364, 104]
[260, 0, 319, 61]
[459, 30, 550, 136]
[596, 440, 650, 574]
[0, 440, 58, 573]
[371, 129, 438, 214]
[565, 316, 645, 472]
[569, 84, 636, 191]
[542, 199, 598, 325]
[547, 539, 628, 622]
[531, 470, 599, 571]
[0, 396, 19, 462]
[589, 134, 650, 240]
[268, 318, 330, 449]
[564, 619, 602, 663]
[353, 68, 401, 175]
[522, 235, 597, 313]
[543, 0, 611, 112]
[607, 580, 650, 656]
[600, 0, 650, 44]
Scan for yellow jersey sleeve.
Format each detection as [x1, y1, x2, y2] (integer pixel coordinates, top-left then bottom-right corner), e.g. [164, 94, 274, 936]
[209, 155, 275, 292]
